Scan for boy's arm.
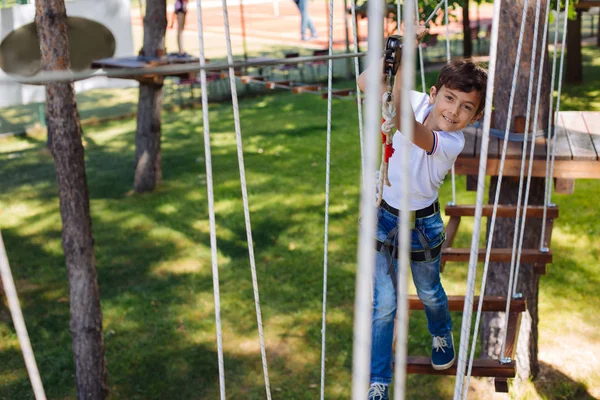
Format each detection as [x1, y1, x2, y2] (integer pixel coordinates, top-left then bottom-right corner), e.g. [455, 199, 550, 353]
[392, 69, 435, 153]
[357, 58, 386, 97]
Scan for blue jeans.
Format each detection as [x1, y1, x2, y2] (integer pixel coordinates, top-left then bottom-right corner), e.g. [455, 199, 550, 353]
[296, 0, 316, 39]
[370, 206, 452, 384]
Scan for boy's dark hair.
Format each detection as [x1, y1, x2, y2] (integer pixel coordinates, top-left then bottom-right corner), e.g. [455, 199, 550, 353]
[435, 59, 487, 115]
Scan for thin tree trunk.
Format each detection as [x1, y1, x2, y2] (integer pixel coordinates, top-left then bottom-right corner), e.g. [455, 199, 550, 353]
[35, 1, 108, 398]
[134, 0, 167, 193]
[566, 10, 583, 84]
[462, 0, 472, 58]
[484, 0, 551, 382]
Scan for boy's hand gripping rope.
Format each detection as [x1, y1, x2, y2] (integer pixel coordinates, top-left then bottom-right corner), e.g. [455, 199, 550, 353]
[376, 35, 403, 206]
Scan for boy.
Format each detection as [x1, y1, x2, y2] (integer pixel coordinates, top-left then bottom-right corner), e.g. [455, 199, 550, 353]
[358, 36, 487, 400]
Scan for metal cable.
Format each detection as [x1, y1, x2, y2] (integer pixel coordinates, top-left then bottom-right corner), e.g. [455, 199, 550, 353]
[452, 0, 502, 396]
[195, 1, 226, 398]
[350, 0, 365, 183]
[415, 0, 427, 92]
[219, 0, 271, 398]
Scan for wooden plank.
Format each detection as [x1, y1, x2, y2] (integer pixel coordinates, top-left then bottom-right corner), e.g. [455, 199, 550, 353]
[444, 204, 559, 219]
[406, 357, 515, 378]
[292, 85, 322, 94]
[240, 75, 265, 84]
[265, 80, 292, 89]
[503, 311, 522, 359]
[495, 378, 509, 393]
[581, 112, 600, 159]
[553, 114, 574, 160]
[454, 158, 600, 179]
[554, 178, 575, 194]
[320, 88, 355, 99]
[561, 112, 597, 161]
[408, 295, 526, 312]
[443, 248, 552, 263]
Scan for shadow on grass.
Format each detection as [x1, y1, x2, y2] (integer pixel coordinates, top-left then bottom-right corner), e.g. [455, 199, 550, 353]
[534, 361, 597, 400]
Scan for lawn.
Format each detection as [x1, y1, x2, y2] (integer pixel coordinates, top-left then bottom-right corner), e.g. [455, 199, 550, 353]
[0, 48, 599, 399]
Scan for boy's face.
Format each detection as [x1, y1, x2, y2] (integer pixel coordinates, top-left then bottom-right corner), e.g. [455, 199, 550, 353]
[428, 85, 483, 132]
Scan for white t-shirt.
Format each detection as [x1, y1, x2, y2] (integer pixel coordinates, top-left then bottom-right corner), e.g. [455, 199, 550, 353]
[382, 91, 465, 210]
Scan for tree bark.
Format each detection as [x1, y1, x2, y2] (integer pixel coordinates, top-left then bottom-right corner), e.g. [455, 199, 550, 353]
[35, 1, 108, 399]
[462, 0, 472, 58]
[134, 0, 167, 193]
[484, 0, 551, 382]
[566, 10, 583, 84]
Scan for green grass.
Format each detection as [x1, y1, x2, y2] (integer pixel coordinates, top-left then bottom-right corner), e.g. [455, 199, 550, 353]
[1, 49, 600, 399]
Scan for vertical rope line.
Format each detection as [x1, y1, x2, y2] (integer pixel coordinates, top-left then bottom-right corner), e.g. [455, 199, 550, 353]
[219, 1, 271, 398]
[351, 0, 383, 396]
[392, 3, 415, 399]
[445, 0, 456, 206]
[195, 2, 226, 398]
[462, 0, 533, 388]
[540, 4, 562, 250]
[319, 0, 335, 398]
[547, 3, 569, 220]
[350, 0, 365, 183]
[414, 0, 426, 92]
[509, 0, 550, 309]
[452, 0, 502, 396]
[0, 230, 46, 400]
[397, 0, 401, 32]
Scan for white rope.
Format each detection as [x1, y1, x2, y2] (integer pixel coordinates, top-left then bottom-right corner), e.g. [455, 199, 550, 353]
[350, 0, 384, 396]
[319, 0, 335, 397]
[445, 0, 456, 206]
[541, 5, 569, 249]
[414, 0, 427, 93]
[0, 230, 47, 400]
[392, 3, 416, 398]
[505, 0, 550, 338]
[219, 1, 271, 398]
[462, 0, 534, 388]
[195, 1, 226, 398]
[350, 0, 365, 183]
[452, 0, 502, 396]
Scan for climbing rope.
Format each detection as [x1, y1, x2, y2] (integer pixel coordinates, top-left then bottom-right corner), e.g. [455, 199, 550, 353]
[0, 230, 46, 400]
[541, 2, 569, 251]
[452, 0, 502, 396]
[219, 0, 272, 398]
[318, 0, 335, 397]
[461, 0, 535, 391]
[194, 1, 226, 398]
[376, 90, 397, 207]
[351, 0, 385, 396]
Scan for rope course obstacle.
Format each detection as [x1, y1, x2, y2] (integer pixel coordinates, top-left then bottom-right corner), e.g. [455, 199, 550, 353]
[2, 0, 600, 398]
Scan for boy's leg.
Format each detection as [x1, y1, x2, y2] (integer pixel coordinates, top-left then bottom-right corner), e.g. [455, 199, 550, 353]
[370, 208, 399, 385]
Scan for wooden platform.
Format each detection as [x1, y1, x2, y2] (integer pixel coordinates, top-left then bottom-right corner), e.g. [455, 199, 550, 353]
[456, 111, 600, 179]
[91, 54, 201, 84]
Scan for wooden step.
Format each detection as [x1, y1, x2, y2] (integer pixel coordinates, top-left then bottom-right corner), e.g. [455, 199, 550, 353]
[406, 356, 515, 378]
[444, 204, 559, 218]
[292, 84, 322, 94]
[321, 88, 355, 99]
[442, 248, 551, 274]
[265, 80, 292, 89]
[240, 75, 265, 84]
[408, 295, 526, 313]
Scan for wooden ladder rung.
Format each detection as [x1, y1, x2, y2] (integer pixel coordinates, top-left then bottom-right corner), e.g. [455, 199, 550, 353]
[408, 295, 526, 313]
[444, 204, 559, 219]
[240, 75, 265, 84]
[442, 248, 551, 274]
[265, 80, 292, 89]
[406, 356, 516, 378]
[321, 88, 355, 99]
[292, 84, 322, 94]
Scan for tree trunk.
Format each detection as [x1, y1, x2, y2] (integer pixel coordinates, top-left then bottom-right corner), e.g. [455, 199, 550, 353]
[134, 0, 167, 193]
[462, 0, 472, 58]
[35, 1, 108, 399]
[483, 0, 551, 382]
[566, 10, 583, 84]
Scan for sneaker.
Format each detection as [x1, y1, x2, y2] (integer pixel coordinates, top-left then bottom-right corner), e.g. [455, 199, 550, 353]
[367, 383, 389, 400]
[431, 332, 455, 370]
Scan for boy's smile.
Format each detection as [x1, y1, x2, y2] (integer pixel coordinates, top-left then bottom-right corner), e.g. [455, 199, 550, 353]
[424, 85, 482, 132]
